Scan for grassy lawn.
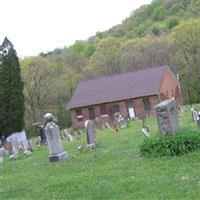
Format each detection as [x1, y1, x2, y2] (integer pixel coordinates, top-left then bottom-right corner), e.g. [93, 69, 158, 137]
[1, 105, 200, 200]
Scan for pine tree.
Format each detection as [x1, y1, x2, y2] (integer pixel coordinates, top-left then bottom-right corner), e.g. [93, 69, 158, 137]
[0, 37, 25, 139]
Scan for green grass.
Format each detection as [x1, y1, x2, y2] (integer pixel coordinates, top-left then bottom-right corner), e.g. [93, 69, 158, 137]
[1, 105, 200, 200]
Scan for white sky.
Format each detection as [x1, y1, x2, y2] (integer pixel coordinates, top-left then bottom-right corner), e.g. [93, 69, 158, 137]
[0, 0, 152, 57]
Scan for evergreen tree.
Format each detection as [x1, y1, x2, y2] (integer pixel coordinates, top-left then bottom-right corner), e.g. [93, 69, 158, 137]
[0, 37, 25, 139]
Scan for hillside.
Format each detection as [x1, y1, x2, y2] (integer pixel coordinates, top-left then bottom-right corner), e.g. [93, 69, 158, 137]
[21, 0, 200, 131]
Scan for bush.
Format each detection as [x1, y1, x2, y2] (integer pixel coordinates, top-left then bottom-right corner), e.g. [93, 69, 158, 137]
[166, 17, 179, 30]
[139, 128, 200, 157]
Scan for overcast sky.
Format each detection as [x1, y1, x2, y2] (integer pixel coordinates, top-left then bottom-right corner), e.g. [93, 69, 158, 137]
[0, 0, 152, 57]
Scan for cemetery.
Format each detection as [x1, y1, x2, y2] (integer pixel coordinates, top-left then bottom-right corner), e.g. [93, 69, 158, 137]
[1, 1, 200, 199]
[1, 103, 200, 199]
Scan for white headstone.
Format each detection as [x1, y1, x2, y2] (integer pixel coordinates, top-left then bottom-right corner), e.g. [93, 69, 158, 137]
[9, 135, 18, 157]
[192, 109, 199, 122]
[197, 112, 200, 128]
[63, 129, 73, 142]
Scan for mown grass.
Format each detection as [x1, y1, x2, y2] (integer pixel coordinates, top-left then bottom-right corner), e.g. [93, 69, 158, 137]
[1, 105, 200, 200]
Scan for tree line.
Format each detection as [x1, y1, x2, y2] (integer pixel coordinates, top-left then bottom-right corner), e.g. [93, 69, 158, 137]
[21, 0, 200, 135]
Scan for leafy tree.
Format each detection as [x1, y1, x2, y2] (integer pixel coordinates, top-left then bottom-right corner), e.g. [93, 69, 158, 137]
[87, 37, 122, 77]
[0, 37, 25, 139]
[120, 36, 170, 72]
[169, 19, 200, 103]
[21, 56, 54, 128]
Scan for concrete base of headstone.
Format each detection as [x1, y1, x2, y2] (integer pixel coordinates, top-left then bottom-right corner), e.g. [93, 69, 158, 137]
[86, 143, 96, 149]
[24, 150, 32, 156]
[9, 154, 17, 160]
[49, 151, 68, 162]
[120, 124, 126, 129]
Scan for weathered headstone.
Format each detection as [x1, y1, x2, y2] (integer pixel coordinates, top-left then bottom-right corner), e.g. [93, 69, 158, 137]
[63, 129, 73, 142]
[191, 107, 199, 122]
[8, 134, 19, 158]
[114, 112, 126, 129]
[12, 131, 32, 155]
[44, 113, 68, 162]
[154, 99, 179, 136]
[197, 112, 200, 128]
[84, 120, 96, 148]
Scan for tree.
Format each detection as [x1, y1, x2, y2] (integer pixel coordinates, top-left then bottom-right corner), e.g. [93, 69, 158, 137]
[21, 56, 54, 128]
[0, 37, 25, 139]
[87, 37, 122, 77]
[120, 36, 171, 72]
[169, 19, 200, 103]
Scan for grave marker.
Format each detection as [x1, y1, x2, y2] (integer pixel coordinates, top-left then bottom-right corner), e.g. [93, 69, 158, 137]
[154, 99, 179, 136]
[44, 113, 68, 162]
[84, 120, 96, 148]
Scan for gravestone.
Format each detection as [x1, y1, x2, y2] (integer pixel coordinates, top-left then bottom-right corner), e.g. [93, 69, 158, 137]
[114, 112, 126, 129]
[154, 99, 179, 136]
[197, 112, 200, 128]
[84, 120, 96, 148]
[44, 113, 68, 162]
[9, 134, 18, 159]
[63, 129, 73, 142]
[191, 107, 199, 122]
[12, 131, 32, 155]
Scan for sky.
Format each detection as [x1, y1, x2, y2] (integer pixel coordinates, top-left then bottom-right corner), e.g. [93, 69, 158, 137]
[0, 0, 152, 57]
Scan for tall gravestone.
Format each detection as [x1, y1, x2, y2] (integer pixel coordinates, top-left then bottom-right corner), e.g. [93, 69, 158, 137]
[197, 112, 200, 128]
[154, 99, 179, 136]
[191, 107, 199, 122]
[84, 120, 96, 148]
[9, 134, 18, 159]
[44, 113, 68, 162]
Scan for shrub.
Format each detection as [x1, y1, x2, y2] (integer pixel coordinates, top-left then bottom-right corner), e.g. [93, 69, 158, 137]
[139, 128, 200, 157]
[166, 17, 179, 30]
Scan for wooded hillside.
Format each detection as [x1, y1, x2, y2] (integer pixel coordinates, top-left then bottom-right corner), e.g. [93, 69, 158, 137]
[21, 0, 200, 133]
